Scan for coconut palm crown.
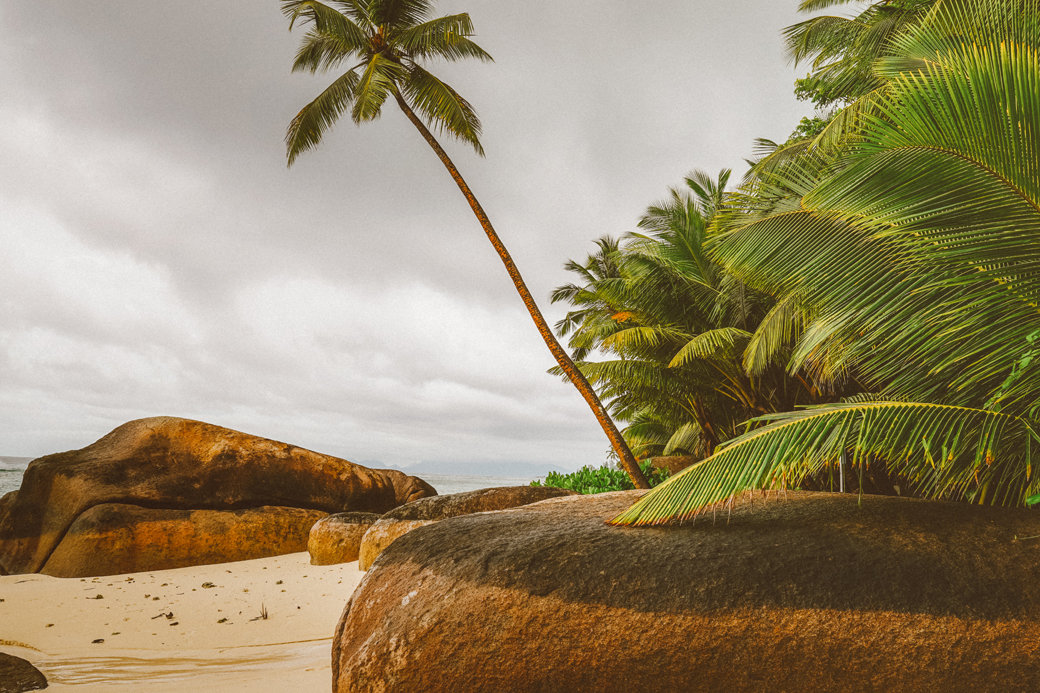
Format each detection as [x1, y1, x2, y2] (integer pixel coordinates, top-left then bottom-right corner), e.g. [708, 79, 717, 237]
[281, 0, 651, 487]
[283, 0, 491, 163]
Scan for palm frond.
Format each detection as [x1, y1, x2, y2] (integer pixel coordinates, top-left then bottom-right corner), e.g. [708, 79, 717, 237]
[291, 30, 361, 74]
[743, 291, 807, 376]
[798, 0, 858, 12]
[669, 328, 753, 368]
[684, 168, 731, 219]
[663, 421, 703, 456]
[286, 67, 362, 165]
[401, 64, 483, 154]
[784, 15, 862, 68]
[394, 13, 493, 62]
[373, 0, 434, 30]
[783, 0, 935, 105]
[351, 53, 406, 122]
[612, 400, 1040, 525]
[807, 85, 884, 152]
[717, 33, 1040, 406]
[601, 325, 690, 354]
[282, 0, 368, 49]
[329, 0, 375, 31]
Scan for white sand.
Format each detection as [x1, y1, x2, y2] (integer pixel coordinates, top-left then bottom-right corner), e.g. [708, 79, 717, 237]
[0, 552, 365, 691]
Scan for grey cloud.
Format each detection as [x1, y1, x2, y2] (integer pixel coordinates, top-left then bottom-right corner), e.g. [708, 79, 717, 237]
[0, 1, 810, 470]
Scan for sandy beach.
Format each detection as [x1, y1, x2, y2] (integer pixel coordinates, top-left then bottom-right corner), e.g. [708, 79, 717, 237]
[0, 552, 363, 691]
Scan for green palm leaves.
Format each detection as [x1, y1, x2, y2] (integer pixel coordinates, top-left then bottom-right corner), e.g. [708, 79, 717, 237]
[551, 171, 839, 462]
[282, 0, 491, 164]
[786, 0, 935, 106]
[613, 0, 1040, 525]
[613, 399, 1040, 525]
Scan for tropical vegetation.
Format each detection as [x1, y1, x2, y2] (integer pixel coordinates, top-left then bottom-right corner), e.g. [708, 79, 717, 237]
[531, 462, 669, 495]
[787, 0, 936, 108]
[556, 0, 1040, 524]
[550, 170, 859, 465]
[279, 0, 649, 488]
[277, 0, 1040, 521]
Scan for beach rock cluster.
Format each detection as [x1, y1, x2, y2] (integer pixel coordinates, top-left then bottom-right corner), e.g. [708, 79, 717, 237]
[0, 417, 435, 577]
[333, 490, 1040, 693]
[0, 652, 47, 692]
[356, 485, 575, 570]
[305, 486, 576, 569]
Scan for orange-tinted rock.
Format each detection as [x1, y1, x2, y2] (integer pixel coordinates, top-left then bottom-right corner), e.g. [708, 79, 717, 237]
[0, 494, 12, 576]
[378, 485, 576, 522]
[357, 486, 574, 570]
[0, 417, 436, 575]
[333, 491, 1040, 693]
[40, 504, 327, 578]
[358, 519, 434, 571]
[309, 512, 381, 565]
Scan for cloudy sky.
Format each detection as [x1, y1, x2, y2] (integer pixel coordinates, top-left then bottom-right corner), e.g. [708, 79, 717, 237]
[0, 1, 813, 473]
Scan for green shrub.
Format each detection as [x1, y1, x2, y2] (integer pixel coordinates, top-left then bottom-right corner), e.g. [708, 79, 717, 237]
[531, 461, 669, 495]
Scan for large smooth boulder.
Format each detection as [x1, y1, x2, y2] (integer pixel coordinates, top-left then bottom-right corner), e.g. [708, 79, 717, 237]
[0, 652, 47, 692]
[357, 486, 575, 570]
[41, 504, 327, 578]
[334, 491, 1040, 693]
[309, 512, 381, 565]
[0, 417, 435, 576]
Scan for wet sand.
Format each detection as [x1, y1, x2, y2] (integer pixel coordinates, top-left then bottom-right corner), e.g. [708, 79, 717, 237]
[0, 552, 364, 691]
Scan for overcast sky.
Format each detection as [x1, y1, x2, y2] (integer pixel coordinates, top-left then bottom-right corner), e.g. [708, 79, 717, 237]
[0, 1, 812, 473]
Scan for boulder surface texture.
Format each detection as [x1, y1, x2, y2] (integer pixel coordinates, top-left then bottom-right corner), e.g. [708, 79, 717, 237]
[357, 486, 574, 570]
[334, 491, 1040, 693]
[0, 652, 48, 692]
[309, 512, 381, 565]
[0, 417, 435, 576]
[43, 505, 327, 578]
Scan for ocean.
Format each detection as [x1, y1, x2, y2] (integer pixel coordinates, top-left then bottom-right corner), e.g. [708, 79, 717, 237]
[0, 461, 537, 499]
[417, 473, 538, 495]
[0, 472, 23, 497]
[0, 457, 32, 497]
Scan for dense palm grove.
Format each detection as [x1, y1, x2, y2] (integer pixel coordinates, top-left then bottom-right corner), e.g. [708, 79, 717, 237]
[551, 170, 861, 462]
[545, 0, 1040, 523]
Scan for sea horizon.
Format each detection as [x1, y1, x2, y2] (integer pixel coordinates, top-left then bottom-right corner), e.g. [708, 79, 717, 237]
[0, 460, 539, 498]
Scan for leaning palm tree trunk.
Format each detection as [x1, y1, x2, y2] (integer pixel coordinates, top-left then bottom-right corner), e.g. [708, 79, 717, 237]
[393, 91, 650, 489]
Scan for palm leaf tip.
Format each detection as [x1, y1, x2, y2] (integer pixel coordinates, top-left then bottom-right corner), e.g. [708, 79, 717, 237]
[285, 110, 315, 166]
[607, 464, 706, 526]
[281, 0, 306, 29]
[284, 69, 362, 166]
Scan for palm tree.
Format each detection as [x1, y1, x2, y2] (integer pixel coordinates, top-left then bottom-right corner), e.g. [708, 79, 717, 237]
[280, 0, 649, 487]
[613, 0, 1040, 524]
